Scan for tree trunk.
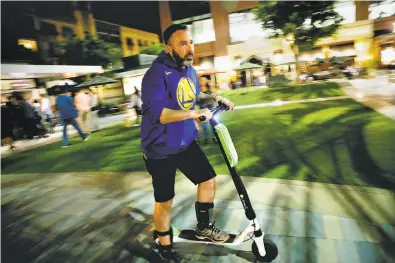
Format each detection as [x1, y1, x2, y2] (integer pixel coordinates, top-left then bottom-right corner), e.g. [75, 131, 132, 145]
[293, 45, 301, 83]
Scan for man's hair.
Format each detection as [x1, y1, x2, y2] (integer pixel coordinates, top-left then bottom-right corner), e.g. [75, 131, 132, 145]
[163, 24, 188, 44]
[16, 96, 24, 101]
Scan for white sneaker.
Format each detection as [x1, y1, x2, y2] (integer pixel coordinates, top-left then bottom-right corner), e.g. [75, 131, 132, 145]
[83, 135, 90, 142]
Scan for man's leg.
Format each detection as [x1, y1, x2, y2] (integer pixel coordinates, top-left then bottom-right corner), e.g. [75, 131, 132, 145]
[69, 118, 87, 140]
[84, 110, 91, 133]
[62, 119, 69, 146]
[93, 110, 100, 131]
[176, 141, 229, 242]
[143, 155, 182, 261]
[154, 199, 173, 245]
[197, 178, 216, 202]
[143, 156, 176, 244]
[77, 111, 83, 129]
[46, 114, 54, 133]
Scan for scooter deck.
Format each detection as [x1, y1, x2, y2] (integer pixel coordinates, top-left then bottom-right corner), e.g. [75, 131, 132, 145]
[177, 229, 237, 244]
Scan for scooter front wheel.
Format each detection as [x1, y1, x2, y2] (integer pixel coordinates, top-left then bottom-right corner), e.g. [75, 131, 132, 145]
[252, 238, 278, 262]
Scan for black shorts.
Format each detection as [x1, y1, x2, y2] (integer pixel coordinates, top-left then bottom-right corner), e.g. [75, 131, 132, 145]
[143, 140, 216, 202]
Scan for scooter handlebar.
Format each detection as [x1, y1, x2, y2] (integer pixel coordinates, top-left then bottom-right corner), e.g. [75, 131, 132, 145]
[198, 102, 230, 122]
[198, 116, 206, 122]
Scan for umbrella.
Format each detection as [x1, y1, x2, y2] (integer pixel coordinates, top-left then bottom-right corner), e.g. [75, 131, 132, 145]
[75, 75, 118, 88]
[46, 83, 79, 96]
[233, 62, 263, 71]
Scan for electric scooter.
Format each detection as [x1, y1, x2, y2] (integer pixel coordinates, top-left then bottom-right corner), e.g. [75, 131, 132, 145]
[153, 102, 278, 262]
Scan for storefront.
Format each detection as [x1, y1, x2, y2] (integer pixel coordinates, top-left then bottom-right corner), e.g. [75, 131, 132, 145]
[0, 79, 44, 101]
[1, 63, 103, 103]
[116, 67, 149, 96]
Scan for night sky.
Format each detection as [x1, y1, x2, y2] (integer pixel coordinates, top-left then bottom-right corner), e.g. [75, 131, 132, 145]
[91, 1, 162, 35]
[1, 1, 211, 36]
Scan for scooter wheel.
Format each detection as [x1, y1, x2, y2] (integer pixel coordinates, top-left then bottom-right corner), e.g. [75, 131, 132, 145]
[252, 238, 278, 262]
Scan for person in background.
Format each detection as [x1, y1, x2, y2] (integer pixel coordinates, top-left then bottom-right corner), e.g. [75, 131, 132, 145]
[40, 94, 55, 133]
[199, 77, 209, 93]
[32, 99, 41, 115]
[8, 94, 25, 140]
[129, 86, 142, 126]
[55, 90, 90, 148]
[74, 89, 92, 134]
[197, 91, 217, 144]
[197, 77, 216, 144]
[1, 96, 16, 150]
[32, 99, 49, 138]
[15, 94, 36, 139]
[89, 89, 100, 132]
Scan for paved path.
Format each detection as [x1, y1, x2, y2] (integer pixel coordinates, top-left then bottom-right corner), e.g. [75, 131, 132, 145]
[2, 172, 394, 263]
[235, 96, 351, 110]
[336, 76, 395, 120]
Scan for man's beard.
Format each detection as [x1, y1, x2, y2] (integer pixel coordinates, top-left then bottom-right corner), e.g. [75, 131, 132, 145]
[172, 49, 194, 67]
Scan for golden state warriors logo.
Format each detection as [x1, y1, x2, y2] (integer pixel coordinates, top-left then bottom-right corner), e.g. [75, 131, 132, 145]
[177, 77, 196, 110]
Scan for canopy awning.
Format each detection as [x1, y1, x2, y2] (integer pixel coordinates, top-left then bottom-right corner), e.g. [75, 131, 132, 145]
[75, 75, 118, 88]
[233, 62, 263, 70]
[1, 64, 103, 80]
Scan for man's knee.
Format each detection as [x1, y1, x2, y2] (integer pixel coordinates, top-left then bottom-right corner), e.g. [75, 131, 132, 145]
[199, 178, 216, 189]
[156, 198, 173, 209]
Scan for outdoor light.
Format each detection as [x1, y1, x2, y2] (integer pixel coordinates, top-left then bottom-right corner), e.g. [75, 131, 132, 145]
[24, 43, 33, 49]
[355, 56, 372, 62]
[200, 62, 212, 70]
[273, 99, 283, 106]
[381, 47, 395, 65]
[285, 34, 295, 44]
[9, 73, 27, 78]
[356, 92, 364, 100]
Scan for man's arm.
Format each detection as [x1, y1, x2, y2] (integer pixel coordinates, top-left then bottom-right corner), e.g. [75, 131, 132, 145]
[159, 108, 211, 124]
[198, 92, 218, 102]
[198, 92, 235, 111]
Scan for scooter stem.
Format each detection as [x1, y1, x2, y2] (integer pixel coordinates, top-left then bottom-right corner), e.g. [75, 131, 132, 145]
[209, 116, 256, 220]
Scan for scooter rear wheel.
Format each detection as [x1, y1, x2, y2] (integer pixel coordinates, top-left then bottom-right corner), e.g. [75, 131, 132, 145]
[252, 238, 278, 262]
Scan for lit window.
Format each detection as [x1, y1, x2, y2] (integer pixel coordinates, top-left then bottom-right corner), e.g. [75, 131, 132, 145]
[381, 47, 395, 65]
[334, 1, 356, 24]
[229, 11, 271, 42]
[18, 39, 38, 51]
[369, 0, 395, 19]
[186, 19, 215, 44]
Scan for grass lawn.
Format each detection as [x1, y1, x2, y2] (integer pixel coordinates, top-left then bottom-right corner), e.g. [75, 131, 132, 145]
[2, 97, 394, 190]
[220, 82, 345, 106]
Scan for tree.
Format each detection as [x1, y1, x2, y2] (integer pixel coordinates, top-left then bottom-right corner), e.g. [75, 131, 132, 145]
[59, 33, 122, 69]
[139, 43, 166, 56]
[253, 1, 343, 81]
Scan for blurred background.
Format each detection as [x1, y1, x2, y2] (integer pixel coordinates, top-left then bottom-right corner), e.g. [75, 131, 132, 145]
[1, 1, 395, 263]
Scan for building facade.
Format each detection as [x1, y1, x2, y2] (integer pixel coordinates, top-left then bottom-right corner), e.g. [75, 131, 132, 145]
[1, 1, 160, 103]
[3, 1, 160, 66]
[159, 0, 395, 85]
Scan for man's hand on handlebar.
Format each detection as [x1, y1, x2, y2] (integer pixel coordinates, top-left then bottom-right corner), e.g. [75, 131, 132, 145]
[193, 108, 213, 122]
[214, 95, 235, 111]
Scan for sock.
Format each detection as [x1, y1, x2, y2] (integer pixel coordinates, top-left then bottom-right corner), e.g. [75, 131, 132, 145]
[159, 243, 173, 251]
[195, 202, 214, 230]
